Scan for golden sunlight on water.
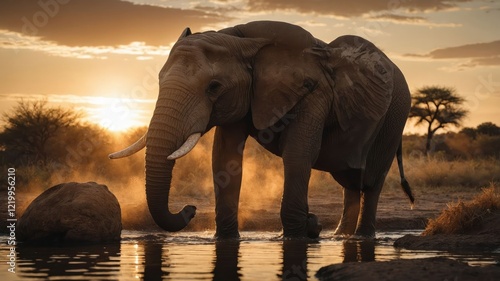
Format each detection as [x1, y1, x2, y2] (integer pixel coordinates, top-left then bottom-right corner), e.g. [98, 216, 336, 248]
[1, 231, 499, 281]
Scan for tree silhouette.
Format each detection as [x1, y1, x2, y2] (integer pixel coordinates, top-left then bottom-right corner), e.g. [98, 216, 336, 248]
[460, 122, 500, 139]
[409, 86, 468, 154]
[476, 122, 500, 136]
[0, 100, 81, 165]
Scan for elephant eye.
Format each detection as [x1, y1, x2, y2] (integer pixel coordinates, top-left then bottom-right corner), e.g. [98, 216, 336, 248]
[206, 80, 223, 100]
[303, 79, 318, 92]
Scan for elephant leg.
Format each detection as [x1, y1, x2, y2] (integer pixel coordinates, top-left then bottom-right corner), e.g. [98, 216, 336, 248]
[355, 179, 384, 238]
[330, 168, 364, 236]
[280, 116, 323, 238]
[334, 188, 360, 236]
[212, 122, 249, 239]
[281, 153, 312, 238]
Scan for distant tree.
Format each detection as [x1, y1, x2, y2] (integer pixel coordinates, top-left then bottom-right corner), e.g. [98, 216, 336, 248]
[409, 86, 468, 154]
[476, 122, 500, 136]
[0, 100, 81, 165]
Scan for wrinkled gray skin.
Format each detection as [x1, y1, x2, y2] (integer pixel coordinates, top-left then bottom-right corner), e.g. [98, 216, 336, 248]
[111, 21, 413, 239]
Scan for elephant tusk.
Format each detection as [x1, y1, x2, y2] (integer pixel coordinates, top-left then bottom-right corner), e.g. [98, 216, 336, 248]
[109, 133, 147, 159]
[167, 133, 201, 160]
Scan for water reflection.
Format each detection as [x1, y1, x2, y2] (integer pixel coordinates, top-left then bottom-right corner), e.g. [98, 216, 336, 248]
[16, 242, 120, 280]
[0, 231, 497, 281]
[281, 239, 309, 280]
[143, 241, 168, 280]
[342, 240, 376, 262]
[213, 240, 241, 281]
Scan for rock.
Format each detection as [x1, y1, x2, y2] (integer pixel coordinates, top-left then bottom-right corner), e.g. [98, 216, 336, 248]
[18, 182, 122, 243]
[316, 257, 500, 281]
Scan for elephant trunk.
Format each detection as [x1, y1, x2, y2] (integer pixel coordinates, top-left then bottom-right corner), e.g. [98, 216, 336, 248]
[145, 91, 209, 232]
[145, 149, 195, 232]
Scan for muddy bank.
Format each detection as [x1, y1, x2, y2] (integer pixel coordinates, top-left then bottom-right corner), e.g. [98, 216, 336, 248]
[316, 257, 500, 281]
[394, 212, 500, 251]
[394, 233, 500, 251]
[395, 197, 500, 251]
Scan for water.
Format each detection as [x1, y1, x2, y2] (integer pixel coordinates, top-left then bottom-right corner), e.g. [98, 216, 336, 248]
[1, 230, 499, 280]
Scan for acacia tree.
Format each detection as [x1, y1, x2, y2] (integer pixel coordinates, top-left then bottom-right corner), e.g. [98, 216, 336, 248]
[409, 86, 468, 154]
[0, 100, 81, 165]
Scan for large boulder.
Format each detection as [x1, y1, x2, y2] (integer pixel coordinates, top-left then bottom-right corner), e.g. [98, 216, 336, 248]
[18, 182, 122, 243]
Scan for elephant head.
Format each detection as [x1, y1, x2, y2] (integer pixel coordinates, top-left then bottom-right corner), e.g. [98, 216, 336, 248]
[110, 21, 395, 234]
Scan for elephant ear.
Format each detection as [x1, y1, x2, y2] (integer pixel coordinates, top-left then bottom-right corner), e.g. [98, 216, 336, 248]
[251, 46, 311, 130]
[320, 36, 394, 131]
[178, 27, 192, 40]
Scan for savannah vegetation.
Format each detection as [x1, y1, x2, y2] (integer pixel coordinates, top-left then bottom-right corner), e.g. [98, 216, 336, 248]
[409, 86, 468, 155]
[1, 96, 499, 229]
[423, 185, 500, 235]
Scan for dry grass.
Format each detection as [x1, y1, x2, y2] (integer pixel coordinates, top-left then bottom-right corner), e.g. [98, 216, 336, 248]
[383, 156, 500, 193]
[422, 184, 500, 235]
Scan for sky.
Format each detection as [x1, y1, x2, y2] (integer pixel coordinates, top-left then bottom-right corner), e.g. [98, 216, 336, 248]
[0, 0, 499, 133]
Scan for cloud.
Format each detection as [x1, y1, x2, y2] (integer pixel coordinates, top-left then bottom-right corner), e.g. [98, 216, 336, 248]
[0, 93, 155, 105]
[405, 40, 500, 67]
[293, 20, 327, 27]
[369, 13, 462, 27]
[0, 30, 171, 59]
[0, 0, 229, 47]
[426, 40, 500, 59]
[246, 0, 474, 17]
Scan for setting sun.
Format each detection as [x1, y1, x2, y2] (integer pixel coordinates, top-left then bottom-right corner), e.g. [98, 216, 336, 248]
[88, 97, 146, 132]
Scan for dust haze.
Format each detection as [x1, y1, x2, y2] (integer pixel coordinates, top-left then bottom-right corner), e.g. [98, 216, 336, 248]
[14, 127, 500, 232]
[14, 128, 340, 231]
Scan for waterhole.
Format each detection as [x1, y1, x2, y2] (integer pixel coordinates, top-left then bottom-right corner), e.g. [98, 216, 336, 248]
[1, 230, 498, 280]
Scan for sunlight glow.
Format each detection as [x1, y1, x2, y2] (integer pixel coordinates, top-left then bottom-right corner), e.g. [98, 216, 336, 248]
[95, 105, 139, 132]
[88, 97, 147, 132]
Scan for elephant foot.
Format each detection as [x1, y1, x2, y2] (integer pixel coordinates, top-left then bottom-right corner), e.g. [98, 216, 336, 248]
[306, 213, 322, 239]
[333, 223, 356, 237]
[283, 213, 322, 239]
[214, 230, 240, 241]
[353, 223, 376, 239]
[348, 233, 375, 241]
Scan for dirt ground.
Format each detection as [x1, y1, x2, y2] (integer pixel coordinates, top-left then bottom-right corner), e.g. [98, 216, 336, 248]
[171, 185, 484, 233]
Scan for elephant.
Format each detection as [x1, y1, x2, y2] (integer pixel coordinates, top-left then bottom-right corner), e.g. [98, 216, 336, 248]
[110, 21, 414, 239]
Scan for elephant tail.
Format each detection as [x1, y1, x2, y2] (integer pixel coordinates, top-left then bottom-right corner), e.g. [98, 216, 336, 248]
[397, 139, 415, 208]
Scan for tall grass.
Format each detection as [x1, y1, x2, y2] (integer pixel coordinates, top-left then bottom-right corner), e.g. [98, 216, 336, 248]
[384, 155, 500, 191]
